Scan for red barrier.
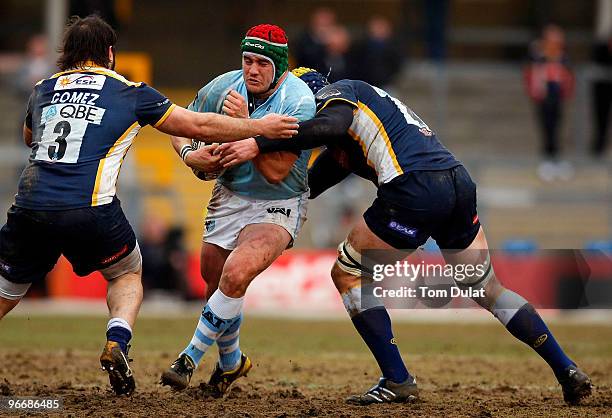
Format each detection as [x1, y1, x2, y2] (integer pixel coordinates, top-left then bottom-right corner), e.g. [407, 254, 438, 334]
[45, 251, 611, 310]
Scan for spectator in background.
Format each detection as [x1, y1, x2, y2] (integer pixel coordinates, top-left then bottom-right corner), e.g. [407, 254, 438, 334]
[70, 0, 119, 29]
[423, 0, 449, 62]
[353, 16, 402, 89]
[524, 24, 575, 181]
[139, 217, 189, 298]
[11, 35, 53, 177]
[591, 35, 612, 158]
[13, 35, 53, 102]
[294, 7, 336, 74]
[324, 24, 355, 82]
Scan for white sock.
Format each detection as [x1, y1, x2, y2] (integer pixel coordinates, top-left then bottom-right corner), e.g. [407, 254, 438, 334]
[207, 289, 244, 320]
[107, 317, 132, 333]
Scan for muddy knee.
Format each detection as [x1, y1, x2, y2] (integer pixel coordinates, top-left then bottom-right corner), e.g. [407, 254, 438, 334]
[219, 263, 252, 297]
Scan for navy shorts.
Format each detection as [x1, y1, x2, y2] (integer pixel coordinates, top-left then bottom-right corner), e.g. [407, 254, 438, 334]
[363, 165, 480, 250]
[0, 198, 136, 284]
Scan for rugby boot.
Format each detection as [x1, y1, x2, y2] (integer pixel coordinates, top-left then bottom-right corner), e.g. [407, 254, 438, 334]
[559, 365, 592, 405]
[160, 353, 195, 390]
[207, 353, 252, 398]
[346, 377, 418, 405]
[100, 341, 136, 396]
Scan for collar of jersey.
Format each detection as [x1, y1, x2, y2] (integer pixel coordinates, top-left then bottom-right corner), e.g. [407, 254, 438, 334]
[241, 71, 289, 116]
[49, 64, 141, 87]
[51, 61, 109, 78]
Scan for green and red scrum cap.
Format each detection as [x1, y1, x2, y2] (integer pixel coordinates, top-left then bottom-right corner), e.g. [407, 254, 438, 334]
[241, 24, 289, 85]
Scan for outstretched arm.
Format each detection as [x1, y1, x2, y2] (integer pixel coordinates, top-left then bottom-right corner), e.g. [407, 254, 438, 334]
[256, 102, 355, 153]
[216, 102, 355, 167]
[156, 106, 299, 142]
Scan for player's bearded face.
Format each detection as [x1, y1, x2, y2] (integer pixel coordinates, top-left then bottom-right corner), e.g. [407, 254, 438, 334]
[242, 54, 274, 95]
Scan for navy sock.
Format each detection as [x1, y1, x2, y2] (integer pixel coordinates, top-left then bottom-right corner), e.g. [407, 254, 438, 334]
[505, 304, 574, 380]
[351, 307, 411, 384]
[106, 326, 132, 353]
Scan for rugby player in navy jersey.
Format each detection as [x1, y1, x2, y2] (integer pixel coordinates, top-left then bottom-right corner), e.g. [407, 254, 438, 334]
[216, 68, 592, 406]
[0, 15, 297, 396]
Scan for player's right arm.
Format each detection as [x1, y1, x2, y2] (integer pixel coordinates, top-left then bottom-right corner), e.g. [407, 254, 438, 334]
[156, 106, 298, 142]
[170, 135, 222, 173]
[217, 102, 354, 167]
[134, 83, 298, 142]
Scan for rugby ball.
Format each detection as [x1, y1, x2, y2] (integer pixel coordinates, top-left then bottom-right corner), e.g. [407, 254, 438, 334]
[191, 139, 225, 181]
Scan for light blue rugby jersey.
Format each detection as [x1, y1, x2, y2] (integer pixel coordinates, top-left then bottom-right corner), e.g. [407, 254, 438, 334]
[188, 70, 315, 200]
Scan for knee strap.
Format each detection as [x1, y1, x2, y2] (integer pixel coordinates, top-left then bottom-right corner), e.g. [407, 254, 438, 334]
[454, 251, 494, 290]
[336, 240, 372, 277]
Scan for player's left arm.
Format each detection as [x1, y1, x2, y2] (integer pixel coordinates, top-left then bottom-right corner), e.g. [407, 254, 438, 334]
[23, 91, 34, 147]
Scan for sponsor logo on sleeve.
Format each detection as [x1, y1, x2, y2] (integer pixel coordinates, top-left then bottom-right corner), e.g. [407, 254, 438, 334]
[419, 127, 434, 137]
[316, 88, 342, 101]
[54, 73, 106, 91]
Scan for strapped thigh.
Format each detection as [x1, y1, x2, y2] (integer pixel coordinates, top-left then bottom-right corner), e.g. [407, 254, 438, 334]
[100, 242, 142, 281]
[0, 273, 31, 300]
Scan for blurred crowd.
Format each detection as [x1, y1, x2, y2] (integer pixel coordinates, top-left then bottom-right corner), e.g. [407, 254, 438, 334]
[137, 217, 196, 300]
[293, 7, 402, 88]
[523, 23, 612, 181]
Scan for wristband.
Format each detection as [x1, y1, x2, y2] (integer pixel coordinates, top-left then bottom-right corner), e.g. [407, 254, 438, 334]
[180, 144, 194, 161]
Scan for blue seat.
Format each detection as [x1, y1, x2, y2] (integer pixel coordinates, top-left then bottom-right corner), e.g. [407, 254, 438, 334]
[584, 240, 612, 253]
[501, 239, 538, 254]
[422, 238, 440, 252]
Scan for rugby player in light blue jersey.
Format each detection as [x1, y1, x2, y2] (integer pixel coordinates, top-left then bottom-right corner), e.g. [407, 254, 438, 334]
[160, 24, 316, 396]
[217, 68, 593, 406]
[0, 15, 298, 397]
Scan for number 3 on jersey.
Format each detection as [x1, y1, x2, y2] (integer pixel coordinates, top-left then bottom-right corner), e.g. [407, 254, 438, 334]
[47, 121, 70, 160]
[32, 103, 106, 163]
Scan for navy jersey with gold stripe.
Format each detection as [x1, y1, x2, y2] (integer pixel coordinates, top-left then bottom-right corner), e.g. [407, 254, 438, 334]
[315, 80, 460, 185]
[16, 66, 175, 210]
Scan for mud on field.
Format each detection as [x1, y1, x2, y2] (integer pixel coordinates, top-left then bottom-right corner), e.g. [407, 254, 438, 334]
[1, 350, 611, 418]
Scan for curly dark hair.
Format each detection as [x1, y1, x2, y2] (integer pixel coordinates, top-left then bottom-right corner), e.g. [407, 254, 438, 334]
[57, 15, 117, 71]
